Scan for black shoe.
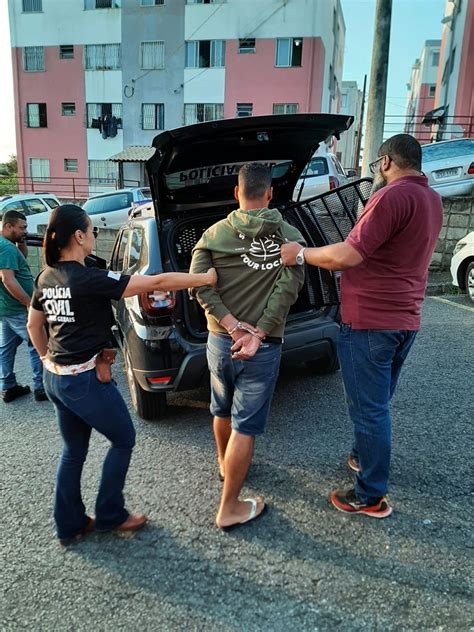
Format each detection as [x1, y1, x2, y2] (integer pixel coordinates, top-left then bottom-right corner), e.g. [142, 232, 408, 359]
[330, 488, 392, 518]
[34, 389, 48, 402]
[2, 384, 31, 403]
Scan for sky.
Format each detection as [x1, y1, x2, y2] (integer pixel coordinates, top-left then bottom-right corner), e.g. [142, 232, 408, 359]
[0, 0, 447, 163]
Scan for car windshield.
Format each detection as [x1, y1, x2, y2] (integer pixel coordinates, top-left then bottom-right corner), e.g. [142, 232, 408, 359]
[422, 139, 474, 163]
[83, 192, 133, 215]
[301, 157, 329, 178]
[139, 188, 151, 199]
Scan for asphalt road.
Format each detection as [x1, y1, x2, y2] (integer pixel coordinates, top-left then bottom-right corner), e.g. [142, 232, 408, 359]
[1, 295, 473, 632]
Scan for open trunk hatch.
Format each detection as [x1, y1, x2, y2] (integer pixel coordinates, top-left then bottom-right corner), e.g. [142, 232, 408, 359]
[146, 113, 353, 220]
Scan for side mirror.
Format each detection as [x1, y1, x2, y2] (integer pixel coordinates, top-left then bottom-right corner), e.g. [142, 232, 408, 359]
[346, 169, 357, 178]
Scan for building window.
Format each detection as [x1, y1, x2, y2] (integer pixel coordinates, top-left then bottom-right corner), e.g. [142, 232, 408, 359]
[275, 38, 302, 67]
[340, 93, 348, 108]
[88, 160, 119, 184]
[272, 103, 299, 115]
[22, 0, 42, 11]
[238, 38, 255, 54]
[140, 41, 165, 69]
[62, 102, 76, 116]
[236, 103, 253, 117]
[86, 103, 122, 128]
[84, 0, 122, 9]
[185, 40, 225, 68]
[141, 0, 164, 5]
[187, 0, 226, 4]
[23, 46, 44, 72]
[141, 104, 165, 130]
[29, 158, 50, 182]
[184, 103, 224, 125]
[429, 85, 436, 98]
[60, 45, 74, 59]
[26, 103, 47, 128]
[64, 159, 78, 172]
[431, 51, 440, 66]
[84, 44, 121, 70]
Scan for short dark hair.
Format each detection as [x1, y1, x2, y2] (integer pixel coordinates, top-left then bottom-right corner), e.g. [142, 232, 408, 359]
[238, 162, 272, 199]
[379, 134, 422, 171]
[2, 210, 26, 226]
[44, 204, 89, 267]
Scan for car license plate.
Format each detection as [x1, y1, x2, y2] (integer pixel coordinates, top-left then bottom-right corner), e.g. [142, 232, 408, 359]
[434, 167, 460, 179]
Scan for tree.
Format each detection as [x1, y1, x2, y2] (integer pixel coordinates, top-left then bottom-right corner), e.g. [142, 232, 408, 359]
[0, 155, 18, 196]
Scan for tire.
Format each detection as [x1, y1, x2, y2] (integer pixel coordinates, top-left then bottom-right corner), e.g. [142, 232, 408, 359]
[305, 353, 340, 374]
[123, 349, 167, 421]
[465, 261, 474, 304]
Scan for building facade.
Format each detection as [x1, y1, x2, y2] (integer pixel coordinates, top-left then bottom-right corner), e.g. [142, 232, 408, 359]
[404, 40, 440, 143]
[432, 0, 474, 141]
[9, 0, 346, 198]
[338, 80, 363, 169]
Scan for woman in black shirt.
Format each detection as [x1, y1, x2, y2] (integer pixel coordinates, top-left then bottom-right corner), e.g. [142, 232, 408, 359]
[27, 205, 216, 544]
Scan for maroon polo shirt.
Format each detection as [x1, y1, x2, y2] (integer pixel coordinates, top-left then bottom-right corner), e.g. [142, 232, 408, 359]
[341, 175, 443, 330]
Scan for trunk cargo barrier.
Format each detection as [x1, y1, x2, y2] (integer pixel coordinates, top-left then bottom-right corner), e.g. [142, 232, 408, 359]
[282, 178, 373, 306]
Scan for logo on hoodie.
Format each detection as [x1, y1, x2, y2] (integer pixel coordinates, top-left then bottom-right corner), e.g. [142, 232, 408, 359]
[241, 236, 282, 271]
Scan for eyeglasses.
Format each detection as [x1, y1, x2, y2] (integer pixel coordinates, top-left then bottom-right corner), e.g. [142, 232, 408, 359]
[369, 155, 390, 174]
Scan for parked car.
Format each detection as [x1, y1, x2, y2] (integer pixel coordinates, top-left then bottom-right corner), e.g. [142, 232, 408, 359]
[0, 193, 60, 233]
[292, 153, 356, 201]
[450, 230, 474, 303]
[82, 187, 151, 229]
[107, 114, 373, 421]
[421, 138, 474, 197]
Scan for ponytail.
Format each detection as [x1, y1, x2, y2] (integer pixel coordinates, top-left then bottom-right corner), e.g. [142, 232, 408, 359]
[44, 204, 89, 267]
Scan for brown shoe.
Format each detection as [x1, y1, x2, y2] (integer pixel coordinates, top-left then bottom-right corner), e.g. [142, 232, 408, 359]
[113, 514, 147, 532]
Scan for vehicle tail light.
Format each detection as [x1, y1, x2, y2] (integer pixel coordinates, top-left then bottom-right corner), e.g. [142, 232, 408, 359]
[140, 290, 176, 316]
[147, 376, 172, 385]
[468, 162, 474, 174]
[329, 176, 339, 190]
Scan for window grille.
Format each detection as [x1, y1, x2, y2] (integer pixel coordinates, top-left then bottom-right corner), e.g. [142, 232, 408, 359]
[29, 158, 50, 182]
[23, 46, 44, 71]
[22, 0, 42, 11]
[84, 44, 121, 70]
[272, 103, 299, 115]
[184, 103, 223, 125]
[140, 41, 165, 69]
[88, 160, 119, 184]
[142, 104, 164, 130]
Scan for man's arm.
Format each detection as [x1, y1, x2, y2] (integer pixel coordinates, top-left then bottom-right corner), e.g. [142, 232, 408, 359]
[281, 241, 363, 271]
[255, 264, 305, 335]
[1, 269, 31, 307]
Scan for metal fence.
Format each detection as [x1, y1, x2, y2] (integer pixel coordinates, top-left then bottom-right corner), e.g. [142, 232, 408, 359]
[283, 178, 373, 306]
[0, 176, 140, 201]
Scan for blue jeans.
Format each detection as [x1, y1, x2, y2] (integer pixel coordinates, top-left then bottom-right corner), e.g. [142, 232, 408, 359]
[337, 325, 417, 502]
[207, 333, 282, 436]
[44, 368, 136, 539]
[0, 312, 43, 391]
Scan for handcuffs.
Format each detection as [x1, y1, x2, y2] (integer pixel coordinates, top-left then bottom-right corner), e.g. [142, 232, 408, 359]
[228, 320, 265, 342]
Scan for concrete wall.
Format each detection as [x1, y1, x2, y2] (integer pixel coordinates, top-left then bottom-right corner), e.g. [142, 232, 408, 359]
[121, 0, 184, 142]
[431, 196, 474, 270]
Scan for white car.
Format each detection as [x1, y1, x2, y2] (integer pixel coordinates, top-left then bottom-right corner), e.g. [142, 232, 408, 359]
[82, 187, 151, 229]
[422, 138, 474, 197]
[0, 193, 61, 233]
[293, 154, 356, 201]
[450, 231, 474, 303]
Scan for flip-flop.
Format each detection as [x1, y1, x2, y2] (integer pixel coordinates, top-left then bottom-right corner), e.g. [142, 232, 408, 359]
[220, 498, 268, 532]
[218, 472, 225, 482]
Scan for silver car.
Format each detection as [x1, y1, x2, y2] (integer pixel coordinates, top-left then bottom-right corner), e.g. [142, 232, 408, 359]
[421, 138, 474, 197]
[292, 154, 356, 201]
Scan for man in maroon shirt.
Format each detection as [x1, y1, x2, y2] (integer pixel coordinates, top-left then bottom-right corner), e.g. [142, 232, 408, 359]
[282, 134, 443, 518]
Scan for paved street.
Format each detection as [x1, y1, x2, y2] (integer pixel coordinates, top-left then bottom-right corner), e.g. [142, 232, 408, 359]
[1, 295, 473, 632]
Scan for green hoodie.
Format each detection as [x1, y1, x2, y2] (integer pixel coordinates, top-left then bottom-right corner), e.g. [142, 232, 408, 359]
[190, 207, 305, 338]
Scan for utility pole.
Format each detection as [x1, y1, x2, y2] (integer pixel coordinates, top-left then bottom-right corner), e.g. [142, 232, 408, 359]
[354, 74, 367, 173]
[361, 0, 393, 176]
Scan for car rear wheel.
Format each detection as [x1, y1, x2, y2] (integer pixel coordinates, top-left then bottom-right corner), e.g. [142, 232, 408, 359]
[124, 348, 167, 421]
[305, 352, 340, 374]
[465, 262, 474, 303]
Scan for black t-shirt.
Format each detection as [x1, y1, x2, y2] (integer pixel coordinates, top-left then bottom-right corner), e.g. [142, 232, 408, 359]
[32, 261, 130, 364]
